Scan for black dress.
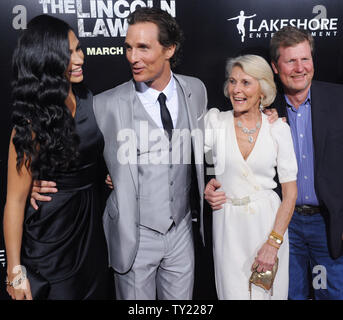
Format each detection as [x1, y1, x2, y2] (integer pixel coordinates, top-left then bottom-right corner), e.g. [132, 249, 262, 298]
[21, 89, 109, 300]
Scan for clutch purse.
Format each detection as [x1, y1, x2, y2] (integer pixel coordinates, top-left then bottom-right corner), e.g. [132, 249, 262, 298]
[249, 258, 278, 299]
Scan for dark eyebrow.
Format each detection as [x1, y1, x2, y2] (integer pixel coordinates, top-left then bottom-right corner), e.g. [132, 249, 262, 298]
[124, 42, 149, 49]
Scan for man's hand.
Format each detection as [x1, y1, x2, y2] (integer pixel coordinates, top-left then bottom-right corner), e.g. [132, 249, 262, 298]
[263, 108, 287, 123]
[263, 108, 278, 123]
[30, 180, 58, 210]
[204, 178, 227, 210]
[105, 174, 114, 189]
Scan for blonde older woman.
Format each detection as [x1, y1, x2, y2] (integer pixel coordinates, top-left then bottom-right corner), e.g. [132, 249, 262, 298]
[204, 55, 298, 299]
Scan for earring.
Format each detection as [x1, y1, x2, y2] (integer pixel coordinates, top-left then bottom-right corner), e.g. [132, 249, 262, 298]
[260, 97, 264, 111]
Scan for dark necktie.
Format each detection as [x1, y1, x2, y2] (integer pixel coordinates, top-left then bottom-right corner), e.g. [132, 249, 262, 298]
[157, 92, 173, 140]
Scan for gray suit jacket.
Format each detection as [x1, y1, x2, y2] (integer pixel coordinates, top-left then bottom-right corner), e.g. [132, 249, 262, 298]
[93, 74, 208, 273]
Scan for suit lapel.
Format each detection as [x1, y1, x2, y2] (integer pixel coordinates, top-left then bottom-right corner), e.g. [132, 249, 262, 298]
[118, 80, 138, 194]
[173, 74, 205, 194]
[310, 82, 328, 167]
[174, 74, 197, 130]
[274, 91, 289, 122]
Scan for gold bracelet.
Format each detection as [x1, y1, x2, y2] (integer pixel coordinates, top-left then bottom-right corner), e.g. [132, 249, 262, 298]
[267, 238, 281, 249]
[269, 230, 283, 245]
[270, 230, 283, 241]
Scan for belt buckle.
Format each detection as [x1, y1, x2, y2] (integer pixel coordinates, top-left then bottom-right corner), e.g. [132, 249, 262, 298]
[302, 205, 311, 210]
[231, 196, 250, 206]
[296, 205, 320, 215]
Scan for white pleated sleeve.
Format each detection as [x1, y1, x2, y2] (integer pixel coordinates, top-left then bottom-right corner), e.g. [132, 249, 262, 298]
[204, 108, 221, 154]
[270, 118, 298, 183]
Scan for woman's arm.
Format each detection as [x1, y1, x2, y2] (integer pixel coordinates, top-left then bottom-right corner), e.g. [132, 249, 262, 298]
[271, 181, 297, 237]
[3, 130, 33, 300]
[254, 181, 297, 272]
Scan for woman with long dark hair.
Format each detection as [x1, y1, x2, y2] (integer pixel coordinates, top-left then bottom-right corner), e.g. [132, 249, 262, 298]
[3, 15, 109, 300]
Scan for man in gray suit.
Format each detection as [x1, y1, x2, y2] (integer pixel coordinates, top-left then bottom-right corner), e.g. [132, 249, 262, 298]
[94, 7, 207, 300]
[32, 7, 207, 300]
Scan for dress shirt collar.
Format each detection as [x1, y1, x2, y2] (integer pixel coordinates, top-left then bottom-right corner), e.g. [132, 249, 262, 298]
[285, 88, 311, 112]
[135, 72, 175, 103]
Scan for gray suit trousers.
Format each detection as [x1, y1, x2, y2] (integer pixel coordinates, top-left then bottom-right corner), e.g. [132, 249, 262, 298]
[114, 214, 195, 300]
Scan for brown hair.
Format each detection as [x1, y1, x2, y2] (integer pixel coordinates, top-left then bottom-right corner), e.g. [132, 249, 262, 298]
[127, 7, 184, 68]
[270, 26, 314, 63]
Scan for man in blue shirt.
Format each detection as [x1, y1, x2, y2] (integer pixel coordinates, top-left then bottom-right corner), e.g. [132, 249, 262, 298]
[270, 26, 343, 299]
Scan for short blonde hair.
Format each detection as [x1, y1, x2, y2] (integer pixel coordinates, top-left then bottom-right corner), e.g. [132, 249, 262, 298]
[223, 54, 276, 107]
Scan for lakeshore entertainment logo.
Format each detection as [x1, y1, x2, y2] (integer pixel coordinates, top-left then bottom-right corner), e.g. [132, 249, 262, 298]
[227, 5, 338, 42]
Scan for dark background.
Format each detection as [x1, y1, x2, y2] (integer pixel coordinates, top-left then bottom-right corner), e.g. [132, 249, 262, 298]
[1, 0, 342, 300]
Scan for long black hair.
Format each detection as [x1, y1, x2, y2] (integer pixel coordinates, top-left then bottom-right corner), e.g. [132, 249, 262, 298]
[11, 15, 80, 179]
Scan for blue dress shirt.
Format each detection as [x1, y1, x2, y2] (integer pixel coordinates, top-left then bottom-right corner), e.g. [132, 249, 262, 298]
[285, 90, 319, 206]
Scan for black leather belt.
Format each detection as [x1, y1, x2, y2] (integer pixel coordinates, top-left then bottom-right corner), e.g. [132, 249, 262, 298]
[295, 205, 322, 216]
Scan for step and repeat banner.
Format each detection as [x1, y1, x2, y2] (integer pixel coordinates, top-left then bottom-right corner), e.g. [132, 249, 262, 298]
[0, 0, 342, 299]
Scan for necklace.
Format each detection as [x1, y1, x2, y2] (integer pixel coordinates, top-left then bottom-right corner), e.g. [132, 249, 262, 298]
[237, 120, 261, 143]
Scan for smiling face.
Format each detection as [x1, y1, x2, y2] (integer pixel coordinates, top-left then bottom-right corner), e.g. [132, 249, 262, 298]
[272, 40, 314, 96]
[124, 22, 175, 91]
[228, 66, 262, 113]
[65, 30, 84, 83]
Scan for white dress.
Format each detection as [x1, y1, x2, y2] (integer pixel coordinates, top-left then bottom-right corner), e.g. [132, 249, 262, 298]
[204, 109, 297, 300]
